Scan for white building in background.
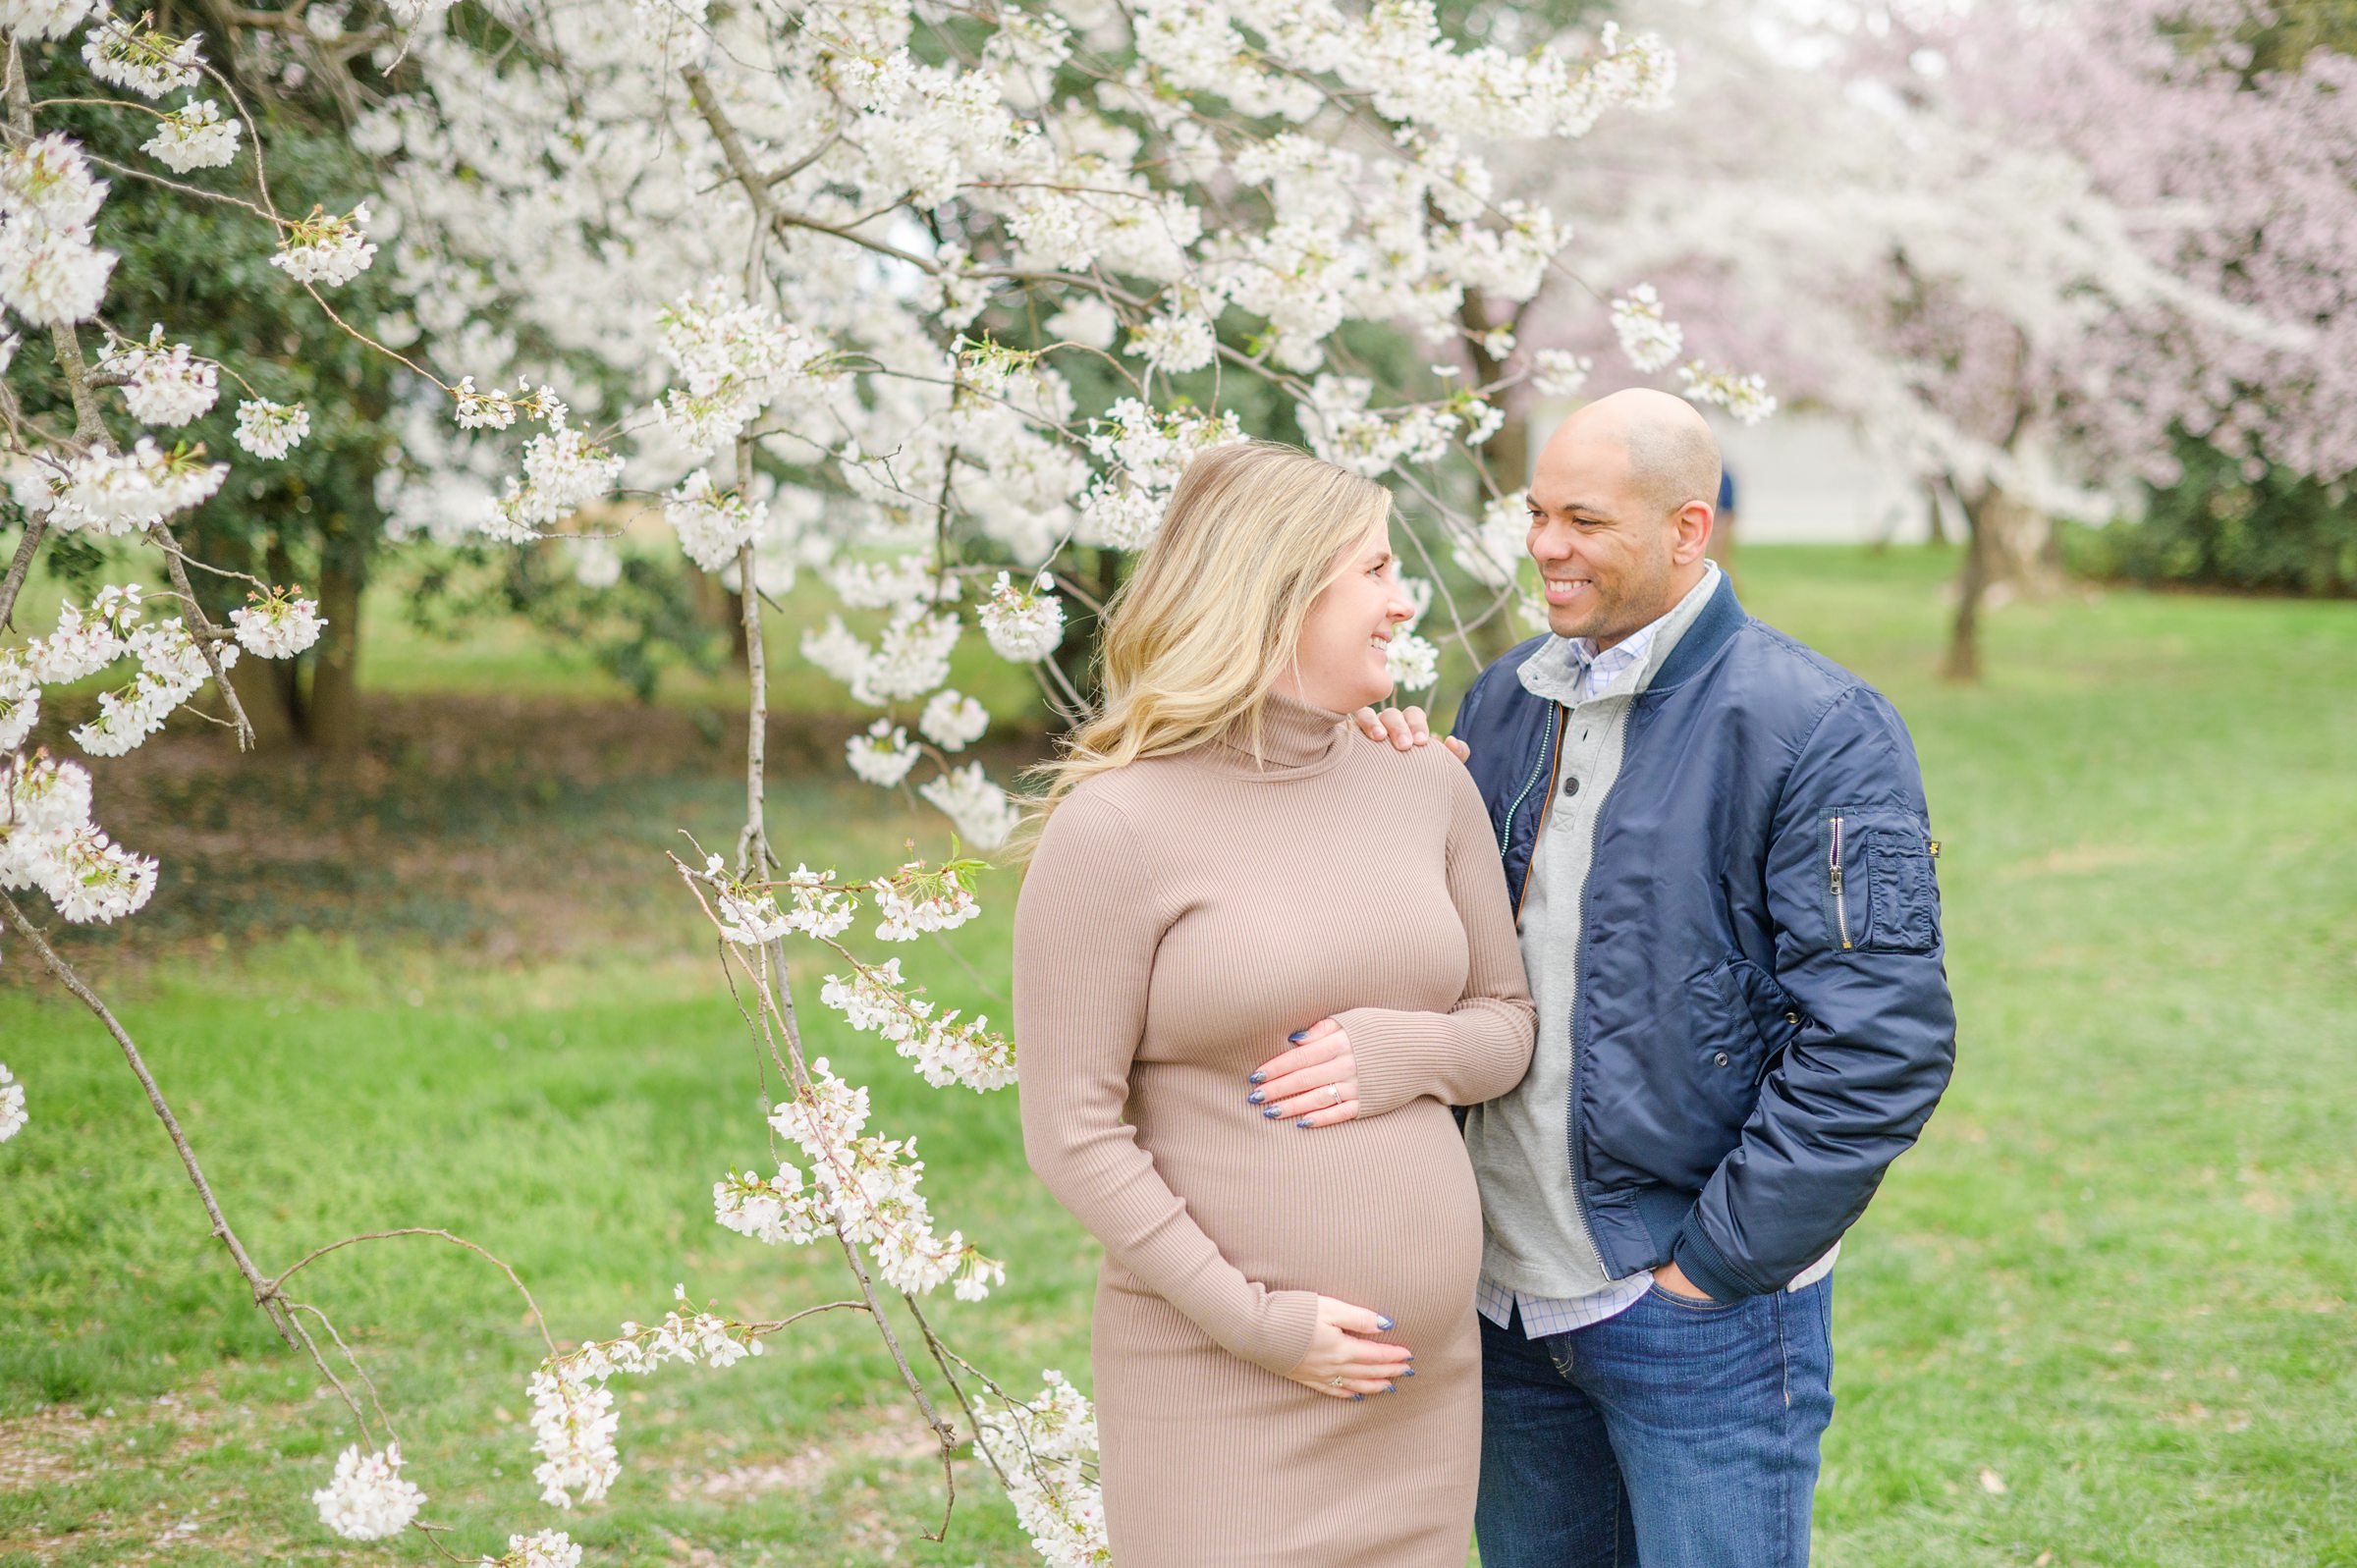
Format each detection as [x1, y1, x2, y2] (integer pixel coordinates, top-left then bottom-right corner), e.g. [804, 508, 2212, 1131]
[1527, 402, 1938, 546]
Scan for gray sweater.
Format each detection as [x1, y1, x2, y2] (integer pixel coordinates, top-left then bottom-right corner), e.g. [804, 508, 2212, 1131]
[1463, 568, 1722, 1300]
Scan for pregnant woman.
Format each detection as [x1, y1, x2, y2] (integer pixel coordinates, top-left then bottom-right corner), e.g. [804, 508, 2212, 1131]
[1014, 442, 1536, 1566]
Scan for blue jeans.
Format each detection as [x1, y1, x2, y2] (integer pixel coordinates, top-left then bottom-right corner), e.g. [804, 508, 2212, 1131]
[1476, 1277, 1835, 1568]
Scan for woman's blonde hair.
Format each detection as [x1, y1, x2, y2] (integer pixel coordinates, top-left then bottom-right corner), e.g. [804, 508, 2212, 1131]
[1021, 441, 1392, 838]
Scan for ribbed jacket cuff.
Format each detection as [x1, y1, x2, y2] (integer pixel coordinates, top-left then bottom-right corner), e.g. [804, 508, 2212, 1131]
[1671, 1220, 1768, 1303]
[1333, 1006, 1450, 1117]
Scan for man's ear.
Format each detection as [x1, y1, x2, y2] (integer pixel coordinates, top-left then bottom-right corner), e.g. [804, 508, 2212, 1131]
[1672, 501, 1715, 567]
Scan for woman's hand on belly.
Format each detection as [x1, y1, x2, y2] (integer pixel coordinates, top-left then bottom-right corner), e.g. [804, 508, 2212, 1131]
[1284, 1296, 1412, 1400]
[1247, 1019, 1361, 1128]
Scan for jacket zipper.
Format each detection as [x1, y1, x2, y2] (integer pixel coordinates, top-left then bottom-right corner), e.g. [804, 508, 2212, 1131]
[1510, 709, 1566, 917]
[1830, 813, 1853, 950]
[1498, 703, 1560, 859]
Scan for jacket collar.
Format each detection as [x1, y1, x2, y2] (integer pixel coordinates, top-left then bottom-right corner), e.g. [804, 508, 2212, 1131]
[1644, 569, 1747, 694]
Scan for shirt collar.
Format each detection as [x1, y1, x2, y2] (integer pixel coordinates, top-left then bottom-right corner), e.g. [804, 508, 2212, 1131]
[1520, 561, 1723, 708]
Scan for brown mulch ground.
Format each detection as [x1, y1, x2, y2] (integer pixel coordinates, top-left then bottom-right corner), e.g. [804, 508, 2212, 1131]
[7, 691, 1040, 983]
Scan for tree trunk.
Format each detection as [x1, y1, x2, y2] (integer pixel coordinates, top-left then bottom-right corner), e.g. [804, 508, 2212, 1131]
[1944, 490, 1992, 682]
[1978, 490, 2064, 597]
[1924, 480, 1951, 547]
[224, 656, 302, 750]
[220, 535, 301, 746]
[724, 584, 751, 670]
[1945, 483, 2065, 681]
[177, 526, 302, 747]
[303, 531, 368, 753]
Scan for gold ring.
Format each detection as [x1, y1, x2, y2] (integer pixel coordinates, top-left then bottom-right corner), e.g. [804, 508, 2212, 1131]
[1331, 1376, 1345, 1387]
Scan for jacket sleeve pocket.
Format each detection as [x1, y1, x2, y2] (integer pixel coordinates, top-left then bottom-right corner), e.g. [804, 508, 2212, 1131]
[1823, 806, 1942, 954]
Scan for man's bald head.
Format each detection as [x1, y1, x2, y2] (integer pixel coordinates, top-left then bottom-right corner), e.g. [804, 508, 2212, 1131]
[1523, 388, 1722, 647]
[1548, 388, 1722, 518]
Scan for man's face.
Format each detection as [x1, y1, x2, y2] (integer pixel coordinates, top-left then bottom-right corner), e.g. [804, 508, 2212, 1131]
[1525, 424, 1679, 648]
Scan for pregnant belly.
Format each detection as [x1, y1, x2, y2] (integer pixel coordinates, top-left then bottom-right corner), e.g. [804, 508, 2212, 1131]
[1125, 1065, 1484, 1350]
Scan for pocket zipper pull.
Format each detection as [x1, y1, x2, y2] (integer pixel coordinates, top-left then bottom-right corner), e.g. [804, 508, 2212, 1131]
[1830, 813, 1853, 950]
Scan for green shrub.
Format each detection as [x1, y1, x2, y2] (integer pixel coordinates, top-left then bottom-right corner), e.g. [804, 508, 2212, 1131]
[2071, 438, 2357, 597]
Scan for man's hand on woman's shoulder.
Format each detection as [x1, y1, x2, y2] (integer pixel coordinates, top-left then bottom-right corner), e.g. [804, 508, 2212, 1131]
[1350, 704, 1472, 762]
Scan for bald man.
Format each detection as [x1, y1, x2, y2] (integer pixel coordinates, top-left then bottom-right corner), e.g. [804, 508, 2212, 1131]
[1358, 390, 1955, 1567]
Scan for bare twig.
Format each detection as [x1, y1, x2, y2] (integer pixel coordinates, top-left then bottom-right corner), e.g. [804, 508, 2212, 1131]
[280, 1301, 381, 1440]
[0, 892, 294, 1348]
[146, 519, 257, 751]
[288, 1299, 398, 1442]
[0, 516, 43, 634]
[269, 1228, 560, 1359]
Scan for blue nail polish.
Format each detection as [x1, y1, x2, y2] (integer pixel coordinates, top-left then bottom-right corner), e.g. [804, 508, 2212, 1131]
[1288, 1031, 1306, 1043]
[1247, 1071, 1266, 1085]
[1375, 1315, 1396, 1331]
[1246, 1091, 1265, 1105]
[1402, 1367, 1415, 1378]
[1295, 1117, 1313, 1128]
[1350, 1392, 1364, 1401]
[1262, 1108, 1280, 1118]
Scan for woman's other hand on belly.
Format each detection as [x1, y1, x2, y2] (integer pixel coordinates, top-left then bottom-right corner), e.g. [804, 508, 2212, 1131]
[1284, 1296, 1413, 1400]
[1248, 1019, 1361, 1127]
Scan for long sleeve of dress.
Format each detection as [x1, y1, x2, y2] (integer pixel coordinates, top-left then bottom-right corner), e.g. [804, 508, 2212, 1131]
[1014, 790, 1323, 1378]
[1335, 764, 1537, 1118]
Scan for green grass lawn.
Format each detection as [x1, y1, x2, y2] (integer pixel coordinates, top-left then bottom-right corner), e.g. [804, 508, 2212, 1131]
[2, 547, 2352, 1566]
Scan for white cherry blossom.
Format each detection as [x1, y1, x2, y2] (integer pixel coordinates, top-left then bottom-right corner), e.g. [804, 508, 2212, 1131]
[846, 720, 918, 787]
[1610, 284, 1684, 373]
[918, 689, 988, 751]
[47, 440, 225, 534]
[229, 590, 326, 659]
[0, 0, 98, 42]
[101, 327, 219, 427]
[269, 202, 378, 286]
[480, 1531, 582, 1568]
[662, 469, 763, 572]
[918, 761, 1019, 850]
[81, 17, 205, 99]
[234, 400, 309, 459]
[141, 101, 243, 172]
[310, 1442, 424, 1541]
[976, 572, 1066, 664]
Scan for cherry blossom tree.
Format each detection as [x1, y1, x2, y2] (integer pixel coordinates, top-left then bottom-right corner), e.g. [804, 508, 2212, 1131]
[1509, 0, 2356, 677]
[0, 0, 1770, 1560]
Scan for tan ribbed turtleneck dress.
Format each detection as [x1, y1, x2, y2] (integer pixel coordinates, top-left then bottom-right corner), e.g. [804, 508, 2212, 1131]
[1014, 695, 1536, 1567]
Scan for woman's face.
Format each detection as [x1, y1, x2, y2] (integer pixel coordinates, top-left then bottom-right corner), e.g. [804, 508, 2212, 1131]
[1278, 521, 1415, 713]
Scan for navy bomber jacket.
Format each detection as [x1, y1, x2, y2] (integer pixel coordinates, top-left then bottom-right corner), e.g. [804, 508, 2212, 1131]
[1451, 571, 1958, 1302]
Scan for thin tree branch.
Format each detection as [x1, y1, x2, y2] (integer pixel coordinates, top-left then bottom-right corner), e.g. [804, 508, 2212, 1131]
[147, 519, 257, 751]
[0, 892, 295, 1349]
[269, 1228, 559, 1359]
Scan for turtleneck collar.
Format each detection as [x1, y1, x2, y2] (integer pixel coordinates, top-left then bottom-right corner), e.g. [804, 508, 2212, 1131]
[1204, 690, 1349, 778]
